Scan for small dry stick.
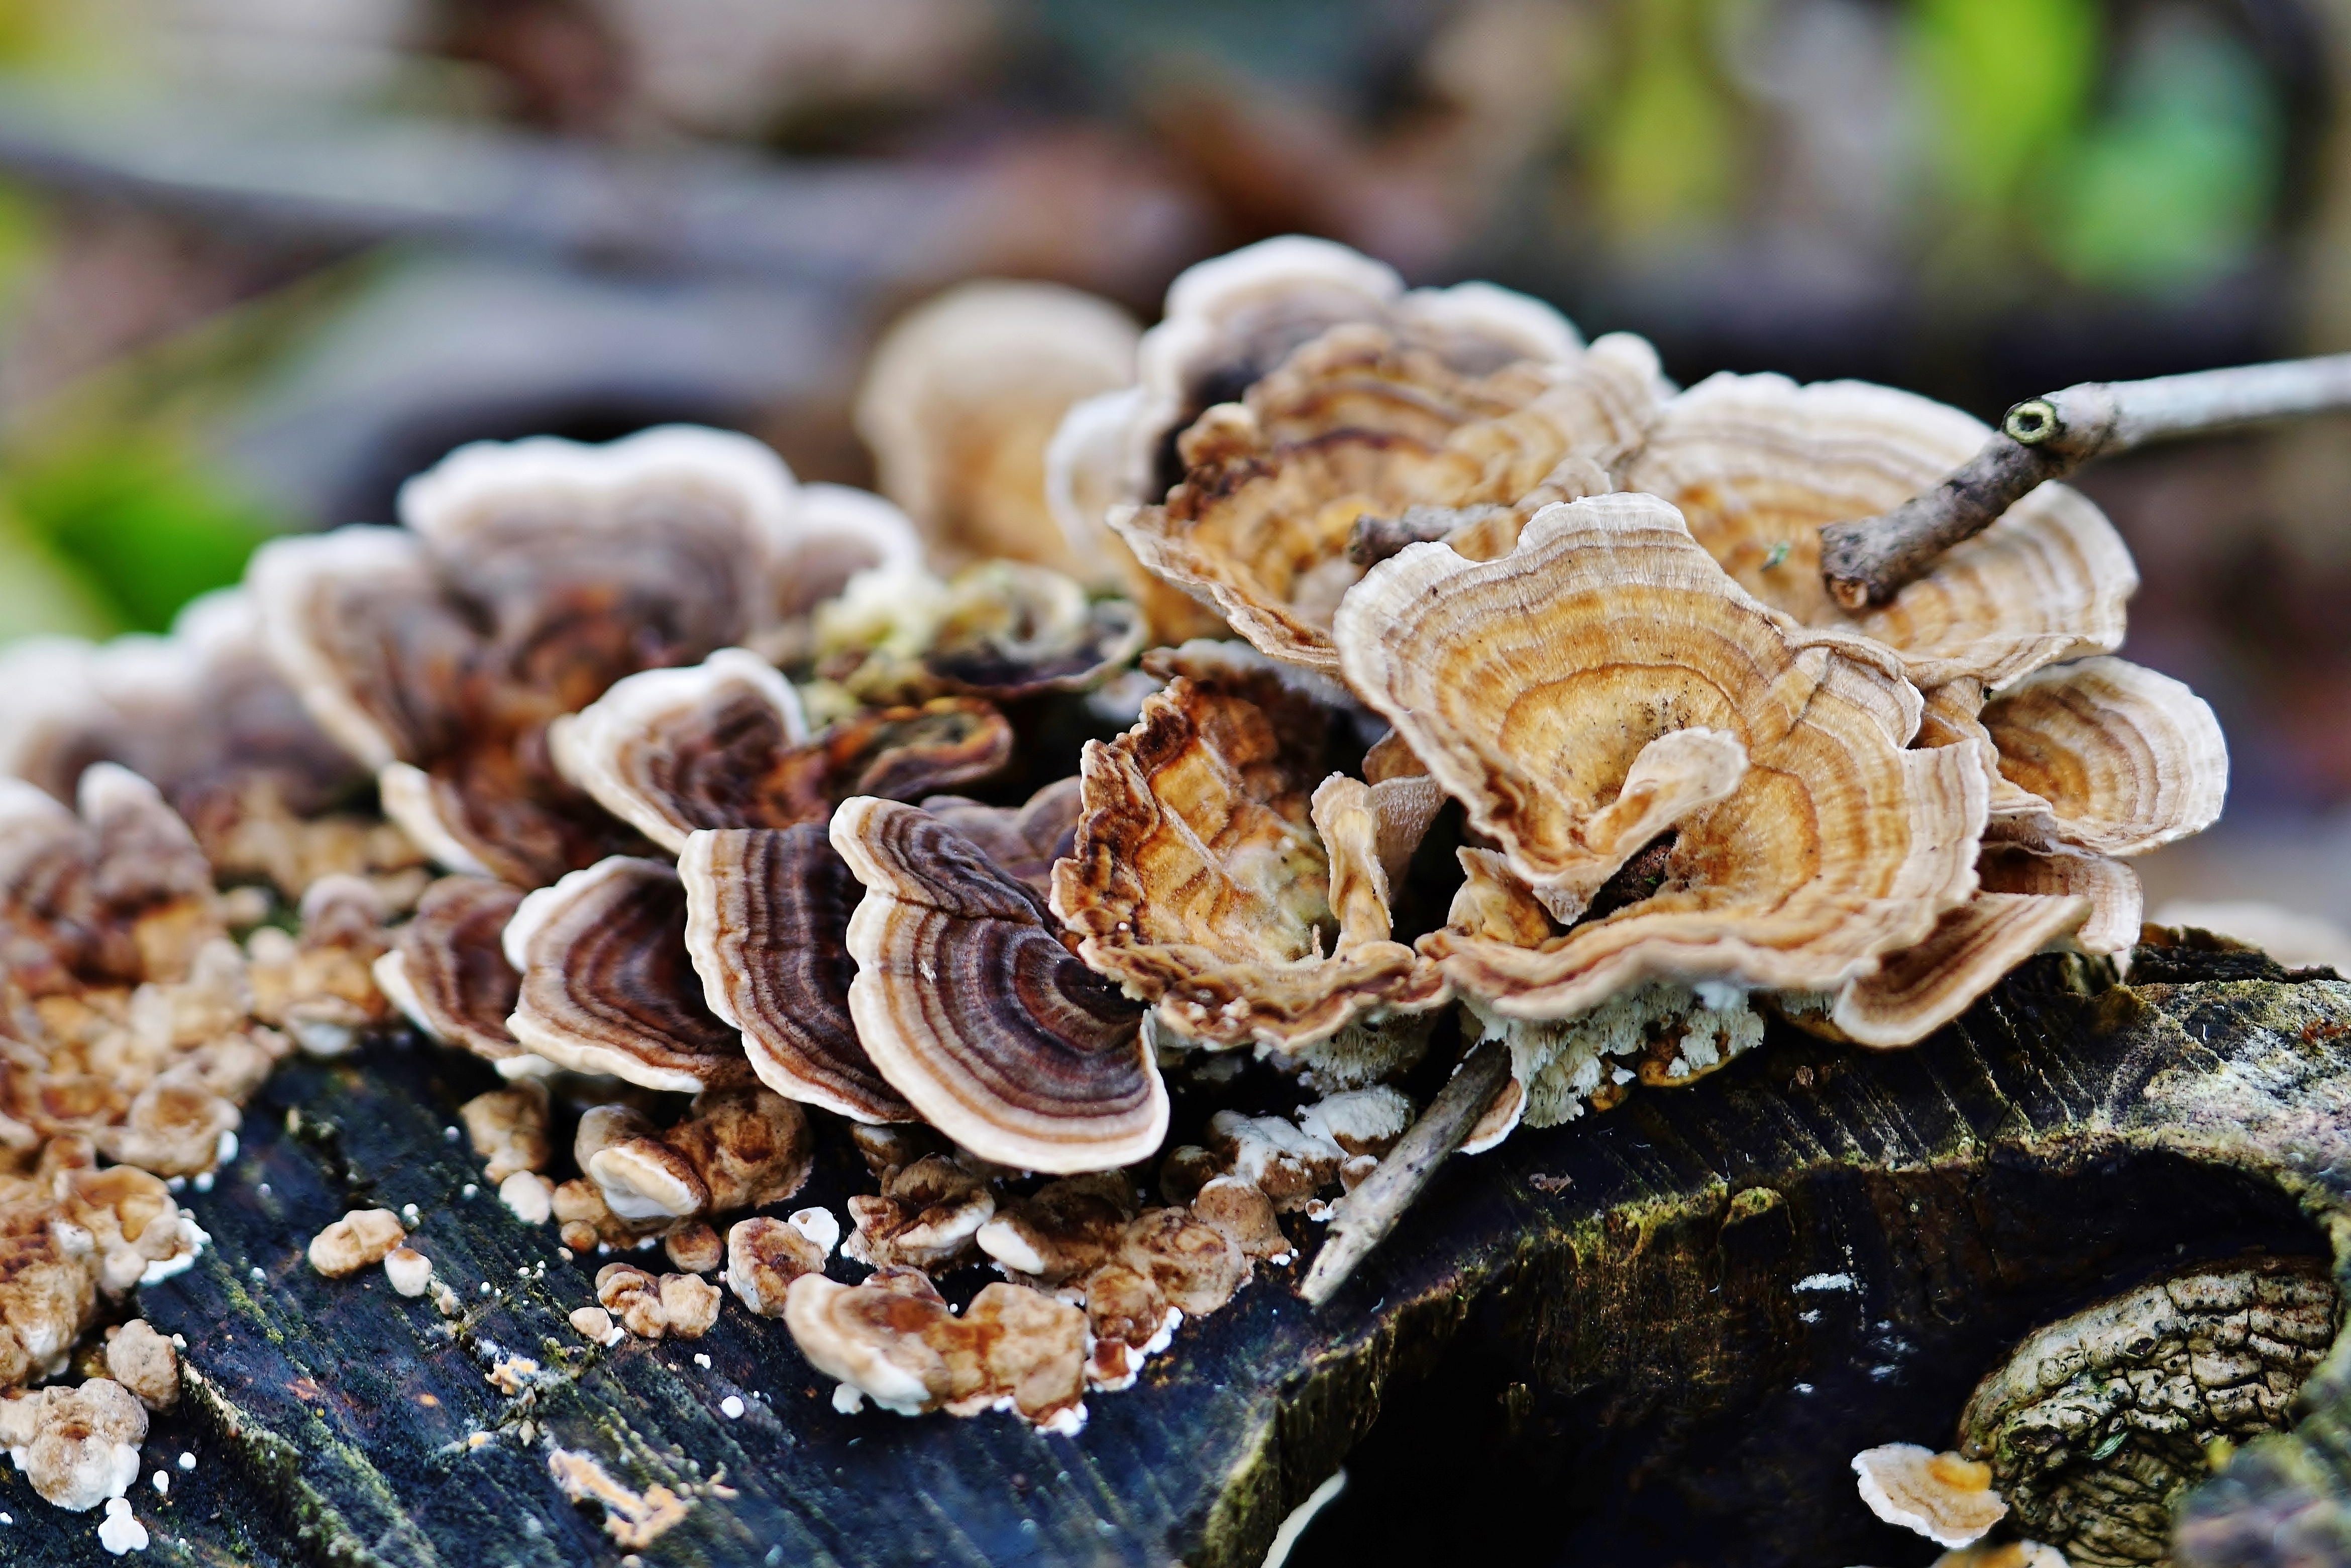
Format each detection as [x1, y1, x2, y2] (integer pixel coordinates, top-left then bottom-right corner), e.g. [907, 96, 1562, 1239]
[1819, 351, 2351, 610]
[1300, 1038, 1512, 1306]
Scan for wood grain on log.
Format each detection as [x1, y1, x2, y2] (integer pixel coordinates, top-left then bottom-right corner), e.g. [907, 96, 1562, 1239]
[6, 942, 2348, 1566]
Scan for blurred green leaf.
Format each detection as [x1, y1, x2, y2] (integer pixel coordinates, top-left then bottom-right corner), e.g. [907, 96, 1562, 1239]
[0, 494, 115, 640]
[1592, 0, 1739, 241]
[0, 178, 43, 302]
[1907, 0, 2100, 221]
[2034, 16, 2279, 294]
[6, 440, 281, 633]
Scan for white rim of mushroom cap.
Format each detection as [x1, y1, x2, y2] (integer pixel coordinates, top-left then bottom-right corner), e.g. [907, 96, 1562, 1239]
[1851, 1443, 2008, 1549]
[551, 649, 812, 854]
[1338, 492, 1991, 1018]
[248, 526, 441, 773]
[1107, 235, 1586, 510]
[1980, 655, 2228, 858]
[832, 797, 1168, 1173]
[505, 856, 749, 1093]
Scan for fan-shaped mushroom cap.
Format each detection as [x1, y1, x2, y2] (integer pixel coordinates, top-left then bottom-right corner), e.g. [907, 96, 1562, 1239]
[1621, 373, 2136, 690]
[1786, 833, 2143, 1050]
[1344, 494, 1989, 1019]
[374, 876, 530, 1066]
[79, 763, 217, 952]
[586, 1137, 709, 1222]
[973, 1172, 1136, 1285]
[817, 561, 1145, 704]
[766, 483, 927, 625]
[856, 280, 1141, 575]
[255, 428, 795, 886]
[557, 645, 1014, 850]
[1852, 1444, 2008, 1549]
[814, 698, 1018, 804]
[1979, 657, 2228, 858]
[0, 765, 225, 992]
[679, 825, 914, 1124]
[844, 1154, 998, 1270]
[397, 426, 782, 660]
[249, 524, 633, 887]
[1046, 237, 1586, 642]
[0, 594, 370, 890]
[784, 1273, 1087, 1425]
[1118, 1206, 1247, 1316]
[1112, 321, 1664, 676]
[553, 650, 811, 854]
[1979, 843, 2141, 956]
[918, 777, 1084, 897]
[664, 1085, 813, 1214]
[1117, 236, 1584, 503]
[1051, 645, 1449, 1050]
[248, 526, 467, 776]
[504, 857, 751, 1093]
[1819, 891, 2094, 1049]
[831, 797, 1164, 1174]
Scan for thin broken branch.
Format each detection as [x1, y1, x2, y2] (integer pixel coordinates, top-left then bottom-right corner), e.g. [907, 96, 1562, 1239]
[1300, 1038, 1512, 1305]
[1819, 352, 2351, 609]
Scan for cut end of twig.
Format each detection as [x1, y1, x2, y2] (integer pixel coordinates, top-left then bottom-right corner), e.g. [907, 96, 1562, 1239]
[1299, 1039, 1513, 1306]
[2002, 399, 2061, 445]
[1818, 520, 1902, 610]
[1818, 432, 2069, 609]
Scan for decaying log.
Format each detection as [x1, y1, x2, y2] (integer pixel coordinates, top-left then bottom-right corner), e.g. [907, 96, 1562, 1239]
[8, 939, 2349, 1566]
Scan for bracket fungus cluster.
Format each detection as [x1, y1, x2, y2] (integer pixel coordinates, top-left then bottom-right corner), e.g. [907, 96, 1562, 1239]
[0, 229, 2247, 1488]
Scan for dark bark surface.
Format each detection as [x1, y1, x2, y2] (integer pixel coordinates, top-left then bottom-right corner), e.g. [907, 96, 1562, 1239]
[7, 945, 2351, 1567]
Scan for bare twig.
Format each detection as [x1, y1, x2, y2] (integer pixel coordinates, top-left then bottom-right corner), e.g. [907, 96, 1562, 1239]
[1300, 1039, 1512, 1306]
[1819, 352, 2351, 609]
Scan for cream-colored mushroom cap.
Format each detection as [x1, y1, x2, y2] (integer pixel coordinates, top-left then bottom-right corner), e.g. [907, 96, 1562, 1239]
[856, 279, 1140, 575]
[1980, 656, 2227, 858]
[783, 1271, 1087, 1424]
[1112, 321, 1662, 676]
[1339, 492, 1989, 1019]
[832, 797, 1165, 1173]
[1115, 236, 1584, 504]
[1049, 646, 1448, 1050]
[1978, 844, 2142, 956]
[505, 857, 752, 1093]
[1622, 372, 2137, 690]
[1852, 1443, 2008, 1548]
[1821, 891, 2093, 1048]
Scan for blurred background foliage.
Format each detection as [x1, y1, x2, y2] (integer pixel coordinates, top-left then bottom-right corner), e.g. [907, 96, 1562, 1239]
[0, 0, 2344, 920]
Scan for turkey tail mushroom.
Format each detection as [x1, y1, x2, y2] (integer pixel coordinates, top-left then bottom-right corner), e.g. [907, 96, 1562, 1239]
[830, 797, 1164, 1174]
[503, 857, 752, 1092]
[679, 824, 915, 1125]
